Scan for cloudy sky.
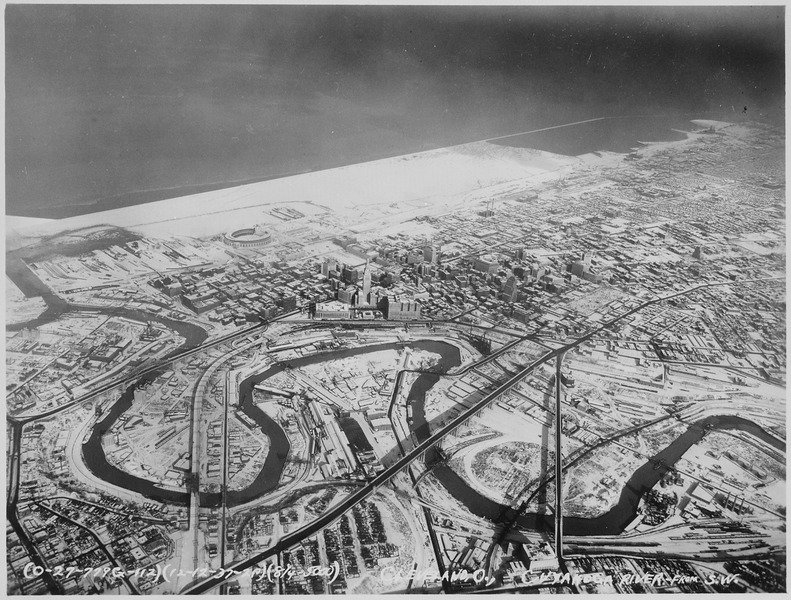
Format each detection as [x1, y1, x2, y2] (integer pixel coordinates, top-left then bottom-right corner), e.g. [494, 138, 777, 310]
[6, 5, 784, 217]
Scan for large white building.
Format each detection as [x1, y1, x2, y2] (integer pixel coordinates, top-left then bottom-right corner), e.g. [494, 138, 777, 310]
[473, 254, 499, 274]
[380, 295, 421, 321]
[314, 301, 352, 320]
[222, 225, 272, 248]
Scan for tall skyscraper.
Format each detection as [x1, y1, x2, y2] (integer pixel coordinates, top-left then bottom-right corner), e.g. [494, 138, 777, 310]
[424, 245, 438, 264]
[362, 260, 372, 304]
[321, 257, 337, 277]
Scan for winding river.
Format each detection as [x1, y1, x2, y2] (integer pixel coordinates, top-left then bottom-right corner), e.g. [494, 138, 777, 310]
[83, 340, 454, 507]
[82, 338, 784, 535]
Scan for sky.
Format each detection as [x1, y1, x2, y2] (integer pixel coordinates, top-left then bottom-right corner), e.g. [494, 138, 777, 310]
[5, 5, 785, 218]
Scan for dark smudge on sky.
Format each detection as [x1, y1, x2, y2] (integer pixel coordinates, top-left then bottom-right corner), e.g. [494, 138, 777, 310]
[5, 5, 784, 217]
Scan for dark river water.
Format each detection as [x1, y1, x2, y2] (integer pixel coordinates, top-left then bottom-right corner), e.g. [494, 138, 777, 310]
[82, 372, 191, 504]
[216, 340, 455, 507]
[418, 414, 784, 537]
[404, 345, 785, 536]
[81, 337, 784, 533]
[84, 340, 446, 507]
[71, 305, 208, 505]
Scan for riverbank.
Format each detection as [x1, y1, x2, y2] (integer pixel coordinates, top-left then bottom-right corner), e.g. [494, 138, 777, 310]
[80, 339, 460, 508]
[70, 327, 785, 536]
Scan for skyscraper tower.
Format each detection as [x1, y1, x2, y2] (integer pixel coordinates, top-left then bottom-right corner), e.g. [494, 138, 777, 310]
[424, 244, 438, 264]
[362, 260, 372, 305]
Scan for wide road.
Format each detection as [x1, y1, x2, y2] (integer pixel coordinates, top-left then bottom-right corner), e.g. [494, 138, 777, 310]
[183, 275, 783, 595]
[554, 352, 566, 566]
